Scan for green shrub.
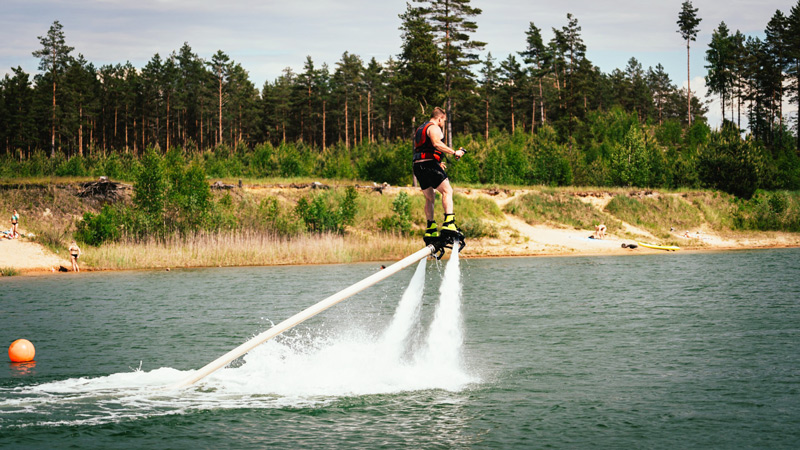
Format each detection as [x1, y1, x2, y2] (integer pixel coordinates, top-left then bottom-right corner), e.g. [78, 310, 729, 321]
[378, 191, 413, 234]
[609, 125, 650, 187]
[460, 217, 499, 238]
[733, 190, 800, 231]
[295, 186, 358, 233]
[132, 148, 167, 236]
[698, 132, 769, 199]
[74, 205, 121, 246]
[258, 197, 303, 235]
[52, 155, 87, 177]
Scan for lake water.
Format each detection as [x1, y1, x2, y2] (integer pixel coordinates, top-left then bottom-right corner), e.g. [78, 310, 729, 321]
[2, 248, 800, 449]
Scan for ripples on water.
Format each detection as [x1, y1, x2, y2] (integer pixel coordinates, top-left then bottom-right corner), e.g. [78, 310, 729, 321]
[1, 248, 800, 449]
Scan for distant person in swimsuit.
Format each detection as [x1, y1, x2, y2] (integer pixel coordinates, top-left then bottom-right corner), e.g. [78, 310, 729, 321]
[11, 209, 19, 238]
[593, 224, 606, 239]
[69, 241, 81, 272]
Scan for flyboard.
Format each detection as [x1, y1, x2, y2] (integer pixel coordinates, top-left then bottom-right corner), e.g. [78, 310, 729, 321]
[168, 229, 465, 390]
[637, 242, 680, 251]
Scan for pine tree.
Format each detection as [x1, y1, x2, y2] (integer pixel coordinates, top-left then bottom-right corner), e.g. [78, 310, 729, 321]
[415, 0, 486, 146]
[397, 3, 443, 123]
[519, 22, 550, 129]
[677, 1, 701, 125]
[765, 10, 789, 129]
[32, 20, 74, 157]
[208, 50, 231, 147]
[561, 13, 587, 120]
[647, 64, 675, 125]
[1, 68, 36, 155]
[227, 62, 260, 147]
[788, 0, 800, 151]
[478, 52, 499, 142]
[334, 52, 363, 149]
[500, 54, 525, 133]
[705, 22, 734, 122]
[63, 54, 100, 157]
[175, 43, 205, 150]
[363, 58, 383, 144]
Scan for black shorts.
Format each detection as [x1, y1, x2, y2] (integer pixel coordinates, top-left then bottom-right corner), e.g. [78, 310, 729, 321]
[413, 160, 448, 190]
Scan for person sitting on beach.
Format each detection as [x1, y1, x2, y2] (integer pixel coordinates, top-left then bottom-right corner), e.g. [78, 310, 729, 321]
[69, 241, 81, 272]
[593, 224, 606, 239]
[11, 209, 19, 238]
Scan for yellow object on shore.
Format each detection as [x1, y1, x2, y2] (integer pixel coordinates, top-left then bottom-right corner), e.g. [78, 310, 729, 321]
[637, 242, 680, 251]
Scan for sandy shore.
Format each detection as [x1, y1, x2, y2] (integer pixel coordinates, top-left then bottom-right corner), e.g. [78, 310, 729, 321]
[0, 232, 71, 273]
[2, 216, 798, 276]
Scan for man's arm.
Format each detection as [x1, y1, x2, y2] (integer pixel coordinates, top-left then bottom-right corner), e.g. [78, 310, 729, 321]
[429, 125, 464, 158]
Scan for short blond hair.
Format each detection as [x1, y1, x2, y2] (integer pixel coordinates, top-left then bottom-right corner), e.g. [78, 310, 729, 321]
[431, 107, 446, 119]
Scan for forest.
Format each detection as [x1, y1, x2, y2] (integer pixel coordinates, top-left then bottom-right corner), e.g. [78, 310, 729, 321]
[1, 0, 799, 199]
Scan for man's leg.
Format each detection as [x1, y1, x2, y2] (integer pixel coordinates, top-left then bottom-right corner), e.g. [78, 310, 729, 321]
[422, 187, 436, 221]
[436, 179, 458, 231]
[422, 187, 439, 240]
[436, 179, 454, 214]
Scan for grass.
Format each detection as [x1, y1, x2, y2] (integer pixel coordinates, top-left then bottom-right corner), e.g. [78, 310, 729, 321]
[81, 230, 422, 270]
[504, 189, 622, 234]
[605, 194, 705, 239]
[0, 176, 99, 187]
[1, 267, 19, 276]
[685, 191, 738, 231]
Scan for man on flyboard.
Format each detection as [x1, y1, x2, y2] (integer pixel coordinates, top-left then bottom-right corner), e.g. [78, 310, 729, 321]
[412, 106, 466, 249]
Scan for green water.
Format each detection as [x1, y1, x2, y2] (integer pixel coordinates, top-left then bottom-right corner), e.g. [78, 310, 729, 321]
[2, 249, 800, 449]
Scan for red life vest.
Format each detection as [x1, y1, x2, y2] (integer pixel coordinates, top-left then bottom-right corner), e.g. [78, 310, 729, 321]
[413, 122, 443, 162]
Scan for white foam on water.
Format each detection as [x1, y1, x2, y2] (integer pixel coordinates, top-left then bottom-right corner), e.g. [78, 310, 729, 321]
[0, 248, 476, 427]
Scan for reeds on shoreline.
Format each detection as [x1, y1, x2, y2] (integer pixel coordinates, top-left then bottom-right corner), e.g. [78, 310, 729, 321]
[82, 230, 421, 270]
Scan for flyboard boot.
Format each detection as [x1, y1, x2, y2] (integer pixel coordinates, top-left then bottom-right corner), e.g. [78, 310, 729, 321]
[423, 221, 440, 246]
[428, 213, 466, 259]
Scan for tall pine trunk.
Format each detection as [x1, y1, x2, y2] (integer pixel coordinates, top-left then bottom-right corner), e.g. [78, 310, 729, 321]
[687, 39, 692, 126]
[510, 95, 515, 134]
[166, 93, 170, 151]
[484, 99, 489, 142]
[78, 103, 83, 157]
[51, 78, 56, 157]
[218, 78, 223, 147]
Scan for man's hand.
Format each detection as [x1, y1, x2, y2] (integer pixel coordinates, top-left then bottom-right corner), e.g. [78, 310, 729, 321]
[440, 161, 448, 170]
[455, 148, 466, 160]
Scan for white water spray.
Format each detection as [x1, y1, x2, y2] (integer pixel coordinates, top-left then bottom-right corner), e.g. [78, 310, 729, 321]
[380, 258, 427, 361]
[417, 242, 464, 373]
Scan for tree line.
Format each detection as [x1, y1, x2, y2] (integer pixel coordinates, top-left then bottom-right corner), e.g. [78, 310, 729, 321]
[1, 1, 799, 193]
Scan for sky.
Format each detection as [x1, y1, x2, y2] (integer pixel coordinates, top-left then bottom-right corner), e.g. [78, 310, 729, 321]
[2, 0, 797, 129]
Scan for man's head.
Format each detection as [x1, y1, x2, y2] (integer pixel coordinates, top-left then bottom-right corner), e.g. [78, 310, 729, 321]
[431, 107, 446, 128]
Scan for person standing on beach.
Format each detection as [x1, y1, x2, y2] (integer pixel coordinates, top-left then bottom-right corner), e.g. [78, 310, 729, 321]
[69, 241, 81, 272]
[412, 107, 466, 241]
[11, 209, 19, 238]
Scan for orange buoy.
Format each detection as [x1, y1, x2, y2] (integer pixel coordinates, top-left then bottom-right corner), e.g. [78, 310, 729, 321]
[9, 339, 35, 362]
